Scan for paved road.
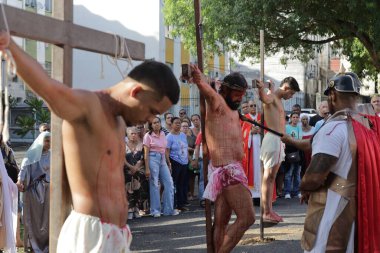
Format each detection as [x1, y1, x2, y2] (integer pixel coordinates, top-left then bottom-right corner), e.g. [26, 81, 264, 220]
[13, 147, 306, 253]
[128, 198, 306, 253]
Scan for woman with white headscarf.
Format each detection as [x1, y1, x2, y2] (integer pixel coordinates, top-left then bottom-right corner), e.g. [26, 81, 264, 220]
[16, 132, 50, 253]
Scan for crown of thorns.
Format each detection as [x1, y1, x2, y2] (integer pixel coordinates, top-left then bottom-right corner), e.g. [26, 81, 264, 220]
[220, 81, 247, 91]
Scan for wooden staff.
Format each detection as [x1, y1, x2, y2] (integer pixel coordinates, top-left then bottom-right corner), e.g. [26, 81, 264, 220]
[259, 29, 265, 240]
[240, 114, 283, 137]
[193, 1, 213, 252]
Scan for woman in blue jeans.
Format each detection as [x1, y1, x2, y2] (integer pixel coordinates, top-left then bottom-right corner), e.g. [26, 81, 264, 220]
[166, 117, 189, 211]
[143, 116, 178, 217]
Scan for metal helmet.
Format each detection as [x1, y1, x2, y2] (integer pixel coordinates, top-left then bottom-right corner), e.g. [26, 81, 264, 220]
[324, 72, 361, 96]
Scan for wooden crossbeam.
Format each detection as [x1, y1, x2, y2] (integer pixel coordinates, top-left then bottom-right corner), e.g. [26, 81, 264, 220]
[1, 4, 145, 60]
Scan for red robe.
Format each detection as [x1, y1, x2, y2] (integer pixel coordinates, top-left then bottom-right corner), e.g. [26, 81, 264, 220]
[352, 115, 380, 253]
[241, 113, 261, 189]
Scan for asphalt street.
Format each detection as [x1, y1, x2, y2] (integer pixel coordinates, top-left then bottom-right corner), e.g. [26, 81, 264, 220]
[128, 197, 306, 253]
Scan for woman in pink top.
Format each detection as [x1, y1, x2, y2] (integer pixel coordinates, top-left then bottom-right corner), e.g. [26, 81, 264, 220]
[143, 116, 178, 217]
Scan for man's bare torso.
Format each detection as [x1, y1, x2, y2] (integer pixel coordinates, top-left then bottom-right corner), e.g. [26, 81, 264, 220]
[263, 96, 286, 134]
[205, 99, 244, 167]
[62, 93, 128, 227]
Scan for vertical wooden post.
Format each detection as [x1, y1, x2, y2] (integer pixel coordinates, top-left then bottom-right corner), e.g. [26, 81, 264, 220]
[259, 29, 265, 241]
[193, 1, 213, 252]
[49, 1, 73, 252]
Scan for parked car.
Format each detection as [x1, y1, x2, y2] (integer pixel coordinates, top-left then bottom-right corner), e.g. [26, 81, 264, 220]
[301, 108, 317, 117]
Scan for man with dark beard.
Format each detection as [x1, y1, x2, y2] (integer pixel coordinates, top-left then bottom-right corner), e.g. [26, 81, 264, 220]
[187, 65, 255, 253]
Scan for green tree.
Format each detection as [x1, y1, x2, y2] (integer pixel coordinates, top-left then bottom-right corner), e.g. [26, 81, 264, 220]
[14, 97, 50, 137]
[164, 0, 380, 77]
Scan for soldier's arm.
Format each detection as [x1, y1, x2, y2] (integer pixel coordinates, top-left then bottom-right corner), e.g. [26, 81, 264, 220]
[300, 153, 338, 191]
[281, 134, 312, 151]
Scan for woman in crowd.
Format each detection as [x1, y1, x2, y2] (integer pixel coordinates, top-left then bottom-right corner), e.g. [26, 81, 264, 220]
[166, 117, 189, 211]
[180, 120, 197, 201]
[124, 127, 149, 220]
[284, 113, 302, 199]
[190, 114, 201, 137]
[17, 131, 50, 252]
[143, 117, 178, 217]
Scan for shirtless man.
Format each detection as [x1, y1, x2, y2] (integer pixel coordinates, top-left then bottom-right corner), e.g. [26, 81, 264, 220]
[257, 77, 300, 223]
[0, 32, 179, 252]
[189, 65, 255, 253]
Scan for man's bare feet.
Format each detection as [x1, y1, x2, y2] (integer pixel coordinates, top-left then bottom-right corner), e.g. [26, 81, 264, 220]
[271, 211, 284, 222]
[263, 212, 281, 223]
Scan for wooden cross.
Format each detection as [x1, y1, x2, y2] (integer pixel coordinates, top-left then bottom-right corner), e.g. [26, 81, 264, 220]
[0, 2, 145, 252]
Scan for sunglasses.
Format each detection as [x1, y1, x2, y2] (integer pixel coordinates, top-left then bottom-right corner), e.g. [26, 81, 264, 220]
[249, 105, 256, 107]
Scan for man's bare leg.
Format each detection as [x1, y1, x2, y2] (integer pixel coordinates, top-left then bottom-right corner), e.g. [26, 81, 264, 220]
[213, 194, 232, 253]
[217, 184, 255, 253]
[262, 163, 282, 221]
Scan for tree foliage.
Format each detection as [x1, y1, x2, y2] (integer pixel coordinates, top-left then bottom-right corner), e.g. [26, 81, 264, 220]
[14, 97, 50, 137]
[164, 0, 380, 76]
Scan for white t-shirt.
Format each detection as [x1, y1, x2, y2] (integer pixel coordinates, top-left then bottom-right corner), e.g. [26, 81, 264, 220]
[312, 121, 352, 179]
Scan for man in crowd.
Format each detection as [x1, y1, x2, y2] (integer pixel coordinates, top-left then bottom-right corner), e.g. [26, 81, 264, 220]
[258, 77, 300, 224]
[300, 72, 380, 252]
[188, 65, 255, 253]
[292, 104, 301, 115]
[39, 123, 50, 133]
[241, 100, 262, 201]
[240, 101, 250, 115]
[0, 31, 179, 252]
[309, 101, 328, 126]
[179, 108, 187, 121]
[371, 93, 380, 117]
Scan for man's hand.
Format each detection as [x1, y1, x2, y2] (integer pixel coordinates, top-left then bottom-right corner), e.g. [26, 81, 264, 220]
[300, 191, 310, 205]
[16, 180, 24, 192]
[251, 126, 260, 134]
[189, 64, 208, 85]
[281, 134, 293, 145]
[145, 167, 150, 178]
[255, 79, 264, 90]
[0, 31, 10, 51]
[191, 159, 199, 169]
[268, 80, 275, 94]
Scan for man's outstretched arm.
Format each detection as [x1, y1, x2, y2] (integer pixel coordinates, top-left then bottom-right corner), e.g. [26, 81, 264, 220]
[189, 65, 220, 110]
[257, 80, 274, 105]
[1, 33, 89, 122]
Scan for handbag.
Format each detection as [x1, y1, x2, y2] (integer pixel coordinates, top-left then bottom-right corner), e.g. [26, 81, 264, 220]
[286, 151, 301, 163]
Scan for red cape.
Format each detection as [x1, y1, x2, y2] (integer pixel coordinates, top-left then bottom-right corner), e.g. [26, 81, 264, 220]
[352, 115, 380, 253]
[241, 113, 261, 188]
